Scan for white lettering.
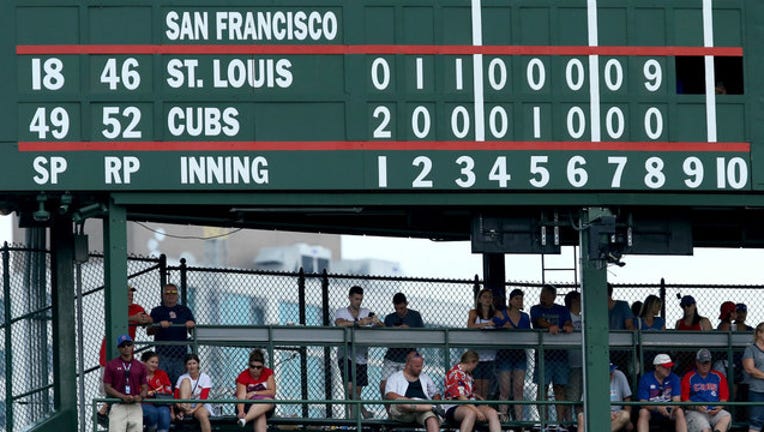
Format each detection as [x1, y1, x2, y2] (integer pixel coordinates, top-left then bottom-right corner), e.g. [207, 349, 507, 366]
[168, 107, 240, 137]
[180, 156, 269, 184]
[165, 11, 208, 40]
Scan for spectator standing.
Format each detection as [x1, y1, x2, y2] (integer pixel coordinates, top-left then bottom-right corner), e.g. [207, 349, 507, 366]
[493, 288, 531, 423]
[236, 349, 276, 432]
[675, 296, 712, 331]
[638, 295, 666, 331]
[380, 293, 425, 400]
[99, 286, 153, 418]
[334, 285, 383, 419]
[148, 283, 195, 386]
[734, 303, 753, 418]
[564, 291, 583, 422]
[385, 352, 443, 432]
[140, 351, 173, 432]
[718, 302, 737, 331]
[103, 334, 148, 432]
[680, 348, 731, 432]
[637, 353, 687, 432]
[608, 285, 635, 331]
[576, 363, 632, 432]
[175, 353, 213, 432]
[735, 303, 754, 332]
[742, 322, 764, 432]
[443, 351, 501, 432]
[530, 284, 573, 429]
[467, 288, 497, 400]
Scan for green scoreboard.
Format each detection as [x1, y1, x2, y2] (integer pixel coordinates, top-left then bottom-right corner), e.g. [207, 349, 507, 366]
[2, 0, 762, 193]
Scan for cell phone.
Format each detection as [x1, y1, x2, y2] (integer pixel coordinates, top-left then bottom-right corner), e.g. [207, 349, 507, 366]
[369, 312, 375, 317]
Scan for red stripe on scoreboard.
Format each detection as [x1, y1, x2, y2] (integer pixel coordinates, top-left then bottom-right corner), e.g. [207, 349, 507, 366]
[18, 141, 751, 152]
[15, 44, 744, 56]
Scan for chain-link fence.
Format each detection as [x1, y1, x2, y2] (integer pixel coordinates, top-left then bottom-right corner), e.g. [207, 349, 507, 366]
[1, 242, 763, 431]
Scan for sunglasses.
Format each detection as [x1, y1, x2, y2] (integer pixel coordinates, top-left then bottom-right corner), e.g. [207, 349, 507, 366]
[119, 342, 133, 348]
[164, 290, 178, 295]
[249, 364, 264, 370]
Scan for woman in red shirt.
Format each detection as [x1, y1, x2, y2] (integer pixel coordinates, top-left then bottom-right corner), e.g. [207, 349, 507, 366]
[236, 349, 277, 432]
[444, 350, 500, 432]
[140, 351, 173, 432]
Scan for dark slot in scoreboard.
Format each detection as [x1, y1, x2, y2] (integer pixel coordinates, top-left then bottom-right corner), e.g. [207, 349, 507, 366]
[2, 0, 761, 192]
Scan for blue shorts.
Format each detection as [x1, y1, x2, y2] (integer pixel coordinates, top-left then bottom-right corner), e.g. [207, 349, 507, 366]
[496, 349, 527, 371]
[533, 359, 569, 386]
[472, 361, 495, 380]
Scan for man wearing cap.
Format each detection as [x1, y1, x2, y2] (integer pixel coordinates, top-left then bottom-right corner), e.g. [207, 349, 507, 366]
[576, 363, 632, 432]
[734, 303, 753, 332]
[718, 302, 737, 332]
[97, 286, 152, 419]
[148, 283, 196, 386]
[380, 292, 425, 403]
[103, 334, 148, 432]
[384, 351, 443, 432]
[637, 353, 687, 432]
[681, 348, 731, 432]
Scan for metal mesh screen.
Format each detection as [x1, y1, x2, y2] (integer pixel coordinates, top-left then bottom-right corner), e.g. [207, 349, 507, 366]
[1, 243, 763, 431]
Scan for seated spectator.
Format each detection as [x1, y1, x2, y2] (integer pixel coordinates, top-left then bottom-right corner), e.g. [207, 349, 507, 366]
[576, 363, 632, 432]
[236, 349, 276, 432]
[443, 350, 501, 432]
[717, 302, 737, 331]
[638, 295, 665, 331]
[637, 353, 687, 432]
[175, 353, 213, 432]
[384, 351, 442, 432]
[680, 349, 731, 432]
[141, 351, 174, 432]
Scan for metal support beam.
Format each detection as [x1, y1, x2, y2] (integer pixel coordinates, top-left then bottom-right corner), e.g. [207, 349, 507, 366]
[482, 253, 506, 304]
[579, 208, 611, 432]
[104, 199, 128, 362]
[50, 216, 77, 431]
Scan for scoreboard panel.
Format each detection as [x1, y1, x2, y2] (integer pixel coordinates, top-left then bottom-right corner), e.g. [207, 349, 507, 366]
[2, 0, 761, 193]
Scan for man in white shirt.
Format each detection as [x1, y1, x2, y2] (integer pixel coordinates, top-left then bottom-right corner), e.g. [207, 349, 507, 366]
[334, 285, 382, 418]
[384, 351, 443, 432]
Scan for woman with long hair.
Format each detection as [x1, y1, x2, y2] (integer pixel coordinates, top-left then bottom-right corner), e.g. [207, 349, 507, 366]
[674, 295, 711, 331]
[467, 288, 496, 400]
[141, 351, 174, 432]
[443, 350, 501, 432]
[493, 289, 531, 423]
[236, 349, 276, 432]
[639, 295, 666, 331]
[175, 353, 213, 432]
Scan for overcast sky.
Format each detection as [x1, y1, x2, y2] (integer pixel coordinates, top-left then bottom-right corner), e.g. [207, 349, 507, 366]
[342, 233, 764, 285]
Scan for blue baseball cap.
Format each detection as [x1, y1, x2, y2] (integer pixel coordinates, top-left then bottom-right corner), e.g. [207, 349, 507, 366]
[609, 363, 617, 372]
[116, 334, 133, 347]
[680, 295, 696, 307]
[736, 303, 747, 312]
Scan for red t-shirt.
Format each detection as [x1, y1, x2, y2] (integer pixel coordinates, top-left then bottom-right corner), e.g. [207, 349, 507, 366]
[236, 367, 274, 399]
[147, 368, 173, 396]
[99, 303, 147, 366]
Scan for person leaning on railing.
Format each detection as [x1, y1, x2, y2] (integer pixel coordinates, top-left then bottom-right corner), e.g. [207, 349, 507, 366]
[742, 322, 764, 432]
